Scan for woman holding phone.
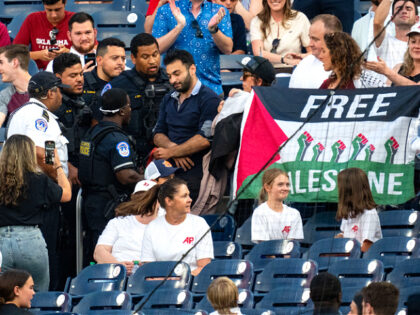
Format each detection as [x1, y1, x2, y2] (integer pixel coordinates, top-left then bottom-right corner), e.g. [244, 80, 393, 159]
[0, 135, 71, 291]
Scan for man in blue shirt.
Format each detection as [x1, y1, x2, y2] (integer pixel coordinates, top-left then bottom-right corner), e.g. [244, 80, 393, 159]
[153, 49, 219, 203]
[152, 0, 233, 96]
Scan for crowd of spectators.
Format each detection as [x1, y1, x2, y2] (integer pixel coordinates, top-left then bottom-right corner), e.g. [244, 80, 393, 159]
[0, 1, 419, 314]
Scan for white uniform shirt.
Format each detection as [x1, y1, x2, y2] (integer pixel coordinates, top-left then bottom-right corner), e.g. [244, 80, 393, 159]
[141, 213, 214, 271]
[289, 54, 330, 88]
[340, 208, 382, 244]
[97, 215, 147, 262]
[375, 32, 407, 70]
[251, 202, 304, 242]
[7, 98, 69, 175]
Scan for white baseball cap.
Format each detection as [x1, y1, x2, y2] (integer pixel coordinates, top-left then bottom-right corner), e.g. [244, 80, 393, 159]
[133, 180, 157, 194]
[407, 22, 420, 36]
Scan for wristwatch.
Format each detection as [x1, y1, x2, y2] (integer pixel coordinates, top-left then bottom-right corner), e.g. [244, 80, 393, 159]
[209, 26, 219, 34]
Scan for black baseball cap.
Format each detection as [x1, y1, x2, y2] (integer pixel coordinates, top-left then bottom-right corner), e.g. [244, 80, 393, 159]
[28, 71, 70, 94]
[237, 56, 276, 84]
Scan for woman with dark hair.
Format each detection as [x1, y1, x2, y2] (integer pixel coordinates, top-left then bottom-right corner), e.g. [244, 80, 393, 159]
[335, 168, 382, 252]
[141, 178, 214, 276]
[250, 0, 310, 64]
[0, 269, 35, 315]
[0, 135, 71, 291]
[348, 291, 363, 315]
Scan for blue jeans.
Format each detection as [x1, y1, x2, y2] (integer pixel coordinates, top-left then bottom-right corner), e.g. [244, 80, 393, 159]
[0, 226, 50, 291]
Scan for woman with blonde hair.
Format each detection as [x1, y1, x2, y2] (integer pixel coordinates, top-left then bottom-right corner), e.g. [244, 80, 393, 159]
[0, 135, 71, 291]
[335, 168, 382, 252]
[251, 168, 303, 243]
[250, 0, 310, 64]
[207, 277, 242, 315]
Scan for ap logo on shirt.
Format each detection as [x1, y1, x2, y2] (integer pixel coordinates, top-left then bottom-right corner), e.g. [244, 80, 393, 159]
[116, 142, 130, 157]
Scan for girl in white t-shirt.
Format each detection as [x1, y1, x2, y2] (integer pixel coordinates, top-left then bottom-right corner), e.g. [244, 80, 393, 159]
[207, 277, 243, 315]
[251, 169, 304, 243]
[336, 168, 382, 252]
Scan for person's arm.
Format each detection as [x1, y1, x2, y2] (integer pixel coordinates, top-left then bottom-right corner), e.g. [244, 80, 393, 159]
[154, 134, 210, 159]
[0, 113, 5, 128]
[252, 39, 283, 63]
[361, 240, 373, 252]
[115, 168, 143, 186]
[53, 149, 71, 202]
[234, 1, 253, 30]
[192, 258, 211, 276]
[145, 0, 169, 33]
[373, 0, 392, 47]
[153, 133, 177, 149]
[208, 8, 233, 54]
[365, 59, 420, 85]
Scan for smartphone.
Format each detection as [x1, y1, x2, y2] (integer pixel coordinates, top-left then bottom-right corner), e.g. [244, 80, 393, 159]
[84, 53, 96, 66]
[45, 141, 55, 165]
[48, 47, 59, 52]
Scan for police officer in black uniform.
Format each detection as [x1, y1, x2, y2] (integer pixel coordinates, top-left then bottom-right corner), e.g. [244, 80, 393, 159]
[105, 33, 171, 166]
[83, 37, 126, 122]
[79, 88, 143, 264]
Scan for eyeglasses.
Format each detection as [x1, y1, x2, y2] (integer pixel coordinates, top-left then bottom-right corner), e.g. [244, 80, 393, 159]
[191, 20, 203, 38]
[271, 38, 280, 53]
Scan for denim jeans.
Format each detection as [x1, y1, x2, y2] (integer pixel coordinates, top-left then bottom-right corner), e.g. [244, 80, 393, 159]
[0, 226, 50, 291]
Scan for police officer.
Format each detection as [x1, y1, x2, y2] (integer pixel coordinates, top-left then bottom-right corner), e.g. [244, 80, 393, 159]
[7, 71, 71, 290]
[79, 88, 143, 264]
[82, 37, 126, 122]
[105, 33, 171, 166]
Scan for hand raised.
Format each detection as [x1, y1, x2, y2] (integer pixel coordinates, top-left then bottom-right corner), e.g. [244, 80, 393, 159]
[208, 7, 225, 30]
[169, 0, 186, 27]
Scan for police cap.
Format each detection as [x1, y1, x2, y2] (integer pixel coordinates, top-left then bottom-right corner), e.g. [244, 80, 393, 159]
[28, 71, 70, 94]
[100, 88, 129, 115]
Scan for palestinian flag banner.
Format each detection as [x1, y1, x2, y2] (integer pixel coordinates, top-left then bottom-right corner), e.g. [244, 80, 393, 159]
[234, 86, 420, 205]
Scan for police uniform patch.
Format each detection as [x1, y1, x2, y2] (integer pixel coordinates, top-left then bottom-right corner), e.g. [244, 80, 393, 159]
[101, 83, 112, 96]
[35, 118, 48, 132]
[42, 110, 49, 122]
[80, 141, 91, 156]
[116, 141, 130, 157]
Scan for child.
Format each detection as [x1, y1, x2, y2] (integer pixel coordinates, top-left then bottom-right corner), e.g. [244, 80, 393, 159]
[251, 169, 304, 243]
[336, 168, 382, 252]
[207, 277, 242, 315]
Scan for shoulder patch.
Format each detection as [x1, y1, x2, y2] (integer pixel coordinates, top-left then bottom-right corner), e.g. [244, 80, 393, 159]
[101, 83, 112, 96]
[42, 110, 49, 122]
[35, 118, 48, 132]
[116, 141, 130, 157]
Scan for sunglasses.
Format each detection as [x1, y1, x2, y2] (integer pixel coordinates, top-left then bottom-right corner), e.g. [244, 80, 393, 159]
[191, 20, 203, 38]
[271, 38, 280, 53]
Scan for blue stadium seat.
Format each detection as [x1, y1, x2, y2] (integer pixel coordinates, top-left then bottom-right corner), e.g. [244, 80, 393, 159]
[126, 261, 191, 303]
[220, 54, 248, 71]
[253, 259, 317, 295]
[255, 287, 312, 315]
[72, 291, 131, 313]
[91, 11, 145, 34]
[245, 240, 301, 272]
[328, 259, 384, 288]
[302, 212, 340, 246]
[306, 238, 361, 271]
[202, 214, 236, 241]
[97, 32, 133, 52]
[191, 260, 254, 296]
[273, 75, 291, 88]
[234, 216, 254, 254]
[213, 241, 242, 259]
[339, 286, 363, 315]
[85, 311, 138, 315]
[0, 0, 43, 24]
[5, 12, 28, 40]
[363, 237, 420, 271]
[240, 309, 276, 315]
[65, 0, 130, 13]
[387, 258, 420, 289]
[398, 286, 420, 309]
[30, 292, 72, 314]
[29, 58, 39, 75]
[379, 210, 420, 238]
[194, 289, 254, 312]
[129, 0, 148, 15]
[34, 313, 79, 315]
[64, 263, 126, 296]
[138, 310, 207, 315]
[134, 289, 193, 310]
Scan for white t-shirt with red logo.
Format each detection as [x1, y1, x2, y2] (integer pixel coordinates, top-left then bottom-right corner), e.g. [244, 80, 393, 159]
[340, 208, 382, 244]
[141, 213, 214, 270]
[251, 202, 304, 243]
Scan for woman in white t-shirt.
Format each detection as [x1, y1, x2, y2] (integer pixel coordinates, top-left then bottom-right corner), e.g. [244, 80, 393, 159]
[335, 168, 382, 252]
[207, 277, 243, 315]
[251, 169, 303, 243]
[93, 182, 160, 275]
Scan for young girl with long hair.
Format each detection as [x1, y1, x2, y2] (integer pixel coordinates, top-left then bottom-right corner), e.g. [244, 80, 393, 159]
[0, 269, 35, 315]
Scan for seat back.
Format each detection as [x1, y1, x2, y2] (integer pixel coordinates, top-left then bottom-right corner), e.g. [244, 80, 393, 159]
[126, 261, 191, 297]
[194, 289, 254, 312]
[234, 216, 254, 251]
[239, 309, 276, 315]
[6, 12, 29, 40]
[245, 240, 301, 271]
[134, 289, 193, 310]
[72, 291, 131, 313]
[379, 210, 419, 237]
[138, 310, 207, 315]
[256, 287, 311, 314]
[30, 292, 72, 312]
[213, 241, 242, 259]
[202, 214, 236, 241]
[91, 11, 145, 33]
[0, 1, 42, 23]
[191, 259, 254, 294]
[387, 258, 420, 289]
[398, 286, 420, 309]
[129, 0, 148, 14]
[364, 237, 420, 271]
[220, 54, 249, 71]
[254, 259, 317, 293]
[307, 238, 361, 271]
[328, 259, 384, 288]
[66, 263, 126, 295]
[303, 212, 340, 246]
[65, 0, 129, 13]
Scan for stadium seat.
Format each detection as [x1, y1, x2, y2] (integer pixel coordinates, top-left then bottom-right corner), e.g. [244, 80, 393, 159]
[129, 0, 149, 15]
[220, 54, 248, 71]
[398, 286, 420, 309]
[65, 0, 130, 13]
[245, 240, 301, 272]
[387, 258, 420, 288]
[29, 59, 39, 75]
[137, 310, 207, 315]
[255, 287, 312, 315]
[91, 11, 145, 34]
[339, 286, 363, 315]
[191, 259, 254, 296]
[328, 259, 384, 288]
[134, 289, 193, 310]
[234, 216, 254, 254]
[273, 74, 291, 88]
[85, 311, 140, 315]
[0, 0, 43, 24]
[5, 12, 28, 40]
[30, 292, 72, 314]
[194, 289, 254, 312]
[379, 210, 420, 237]
[202, 214, 236, 241]
[126, 261, 191, 303]
[64, 263, 126, 296]
[302, 211, 341, 246]
[363, 237, 420, 271]
[306, 238, 361, 271]
[72, 291, 131, 313]
[97, 32, 133, 52]
[213, 241, 242, 259]
[253, 259, 318, 295]
[239, 309, 276, 315]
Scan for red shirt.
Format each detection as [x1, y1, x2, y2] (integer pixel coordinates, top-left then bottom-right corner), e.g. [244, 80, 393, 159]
[0, 22, 11, 48]
[146, 0, 160, 16]
[13, 10, 74, 70]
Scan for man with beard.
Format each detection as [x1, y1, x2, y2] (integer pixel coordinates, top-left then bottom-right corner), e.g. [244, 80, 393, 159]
[105, 33, 171, 167]
[153, 49, 219, 203]
[46, 12, 97, 72]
